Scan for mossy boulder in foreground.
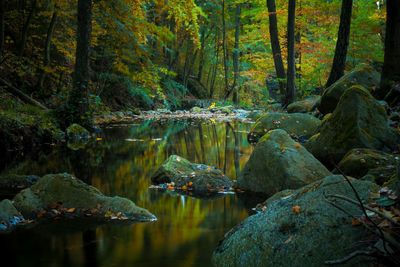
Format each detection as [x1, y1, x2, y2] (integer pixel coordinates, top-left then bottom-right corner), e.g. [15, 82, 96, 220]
[318, 63, 380, 115]
[0, 199, 24, 232]
[248, 113, 321, 143]
[305, 86, 400, 164]
[151, 155, 232, 194]
[12, 173, 156, 222]
[212, 175, 379, 267]
[238, 129, 331, 195]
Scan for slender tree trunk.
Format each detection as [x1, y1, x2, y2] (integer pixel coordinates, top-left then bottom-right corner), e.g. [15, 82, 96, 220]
[0, 0, 5, 54]
[37, 10, 58, 90]
[267, 0, 286, 97]
[197, 27, 206, 81]
[377, 0, 400, 103]
[325, 0, 353, 88]
[231, 4, 241, 105]
[222, 0, 229, 96]
[18, 0, 37, 57]
[69, 0, 92, 127]
[286, 0, 296, 105]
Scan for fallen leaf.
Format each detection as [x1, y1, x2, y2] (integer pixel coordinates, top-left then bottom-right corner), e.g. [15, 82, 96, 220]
[182, 185, 187, 190]
[120, 216, 128, 220]
[34, 190, 40, 195]
[168, 186, 174, 190]
[37, 210, 47, 218]
[66, 208, 76, 213]
[176, 157, 181, 162]
[96, 137, 102, 141]
[188, 182, 193, 186]
[292, 206, 301, 214]
[285, 235, 294, 243]
[207, 167, 212, 171]
[352, 218, 361, 226]
[294, 143, 300, 148]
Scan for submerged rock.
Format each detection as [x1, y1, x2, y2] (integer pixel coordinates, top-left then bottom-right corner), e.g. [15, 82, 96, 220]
[338, 148, 396, 178]
[305, 86, 400, 164]
[213, 175, 378, 267]
[248, 113, 321, 143]
[13, 173, 156, 222]
[287, 96, 320, 113]
[151, 155, 232, 194]
[0, 199, 25, 232]
[238, 129, 331, 195]
[318, 63, 380, 115]
[66, 124, 90, 140]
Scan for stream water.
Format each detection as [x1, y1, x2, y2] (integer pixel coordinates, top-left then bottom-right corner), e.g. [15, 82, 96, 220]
[0, 118, 256, 267]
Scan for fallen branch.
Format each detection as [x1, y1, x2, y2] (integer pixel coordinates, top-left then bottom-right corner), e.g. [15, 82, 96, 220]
[326, 194, 400, 226]
[0, 77, 48, 110]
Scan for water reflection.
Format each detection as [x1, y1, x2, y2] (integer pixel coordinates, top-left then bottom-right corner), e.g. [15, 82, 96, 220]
[0, 119, 254, 266]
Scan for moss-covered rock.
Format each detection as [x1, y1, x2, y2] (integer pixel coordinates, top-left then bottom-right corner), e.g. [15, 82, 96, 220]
[238, 129, 331, 195]
[12, 173, 156, 222]
[0, 199, 25, 232]
[213, 175, 379, 267]
[318, 63, 380, 115]
[287, 96, 320, 113]
[248, 110, 264, 121]
[151, 155, 232, 194]
[190, 107, 203, 113]
[338, 148, 396, 178]
[248, 113, 321, 143]
[211, 106, 233, 114]
[66, 124, 90, 140]
[305, 86, 400, 164]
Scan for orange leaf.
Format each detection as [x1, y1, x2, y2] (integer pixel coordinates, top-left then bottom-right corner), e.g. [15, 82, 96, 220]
[168, 186, 174, 190]
[292, 206, 301, 213]
[188, 182, 193, 186]
[294, 143, 300, 148]
[37, 210, 47, 218]
[207, 167, 211, 171]
[285, 235, 294, 243]
[66, 208, 76, 213]
[281, 116, 285, 120]
[352, 218, 361, 226]
[96, 137, 102, 141]
[182, 185, 187, 190]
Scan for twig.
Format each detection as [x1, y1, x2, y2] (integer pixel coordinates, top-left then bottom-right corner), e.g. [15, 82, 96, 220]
[326, 194, 400, 226]
[325, 249, 375, 265]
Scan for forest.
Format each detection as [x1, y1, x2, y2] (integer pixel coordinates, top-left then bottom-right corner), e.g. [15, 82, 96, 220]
[0, 0, 400, 266]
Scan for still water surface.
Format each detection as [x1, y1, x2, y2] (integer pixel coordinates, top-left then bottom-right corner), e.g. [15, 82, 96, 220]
[0, 119, 255, 266]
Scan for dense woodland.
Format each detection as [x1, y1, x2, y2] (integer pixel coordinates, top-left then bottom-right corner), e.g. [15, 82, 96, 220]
[0, 0, 397, 123]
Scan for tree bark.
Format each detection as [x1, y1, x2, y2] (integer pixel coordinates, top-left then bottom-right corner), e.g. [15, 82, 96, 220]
[325, 0, 353, 88]
[18, 0, 37, 57]
[267, 0, 286, 97]
[231, 4, 241, 105]
[377, 0, 400, 103]
[37, 10, 58, 90]
[0, 0, 5, 54]
[222, 0, 229, 97]
[69, 0, 92, 126]
[286, 0, 296, 106]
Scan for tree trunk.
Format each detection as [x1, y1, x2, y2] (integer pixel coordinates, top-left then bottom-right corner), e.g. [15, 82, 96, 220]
[37, 10, 58, 90]
[231, 4, 241, 105]
[18, 0, 37, 57]
[69, 0, 92, 127]
[267, 0, 286, 97]
[286, 0, 296, 106]
[377, 0, 400, 103]
[0, 0, 4, 54]
[222, 0, 229, 97]
[197, 27, 206, 82]
[325, 0, 353, 88]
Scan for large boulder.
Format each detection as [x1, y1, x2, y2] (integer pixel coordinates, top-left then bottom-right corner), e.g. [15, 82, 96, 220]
[248, 113, 321, 143]
[338, 148, 396, 178]
[0, 199, 25, 232]
[151, 155, 232, 194]
[12, 173, 156, 222]
[213, 175, 379, 267]
[305, 86, 400, 164]
[318, 63, 380, 115]
[287, 96, 320, 113]
[237, 129, 331, 195]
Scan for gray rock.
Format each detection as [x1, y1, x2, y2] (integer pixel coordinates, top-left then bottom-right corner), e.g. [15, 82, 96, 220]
[248, 113, 321, 143]
[287, 96, 321, 113]
[13, 173, 156, 222]
[238, 129, 331, 195]
[318, 63, 380, 115]
[305, 86, 400, 164]
[151, 155, 232, 194]
[0, 199, 24, 232]
[213, 175, 379, 267]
